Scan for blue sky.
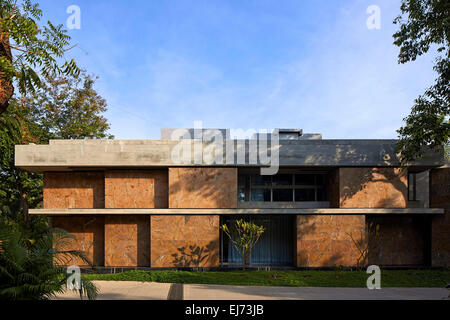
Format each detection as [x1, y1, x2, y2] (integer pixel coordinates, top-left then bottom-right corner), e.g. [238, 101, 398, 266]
[37, 0, 437, 139]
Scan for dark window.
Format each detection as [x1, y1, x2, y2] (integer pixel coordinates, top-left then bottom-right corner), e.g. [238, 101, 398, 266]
[295, 188, 315, 201]
[251, 189, 271, 202]
[295, 174, 315, 186]
[408, 173, 417, 201]
[316, 188, 326, 201]
[239, 173, 327, 202]
[273, 174, 292, 186]
[220, 215, 294, 266]
[250, 174, 272, 186]
[238, 174, 246, 186]
[238, 188, 245, 202]
[273, 189, 293, 201]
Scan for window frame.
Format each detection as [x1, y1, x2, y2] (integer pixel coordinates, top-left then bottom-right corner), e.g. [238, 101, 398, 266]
[240, 172, 327, 202]
[408, 172, 417, 201]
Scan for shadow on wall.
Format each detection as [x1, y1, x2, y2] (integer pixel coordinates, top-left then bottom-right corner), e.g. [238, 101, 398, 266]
[296, 215, 350, 267]
[296, 215, 368, 268]
[340, 168, 408, 208]
[168, 168, 237, 209]
[292, 144, 399, 167]
[52, 216, 105, 267]
[366, 215, 427, 266]
[171, 241, 217, 268]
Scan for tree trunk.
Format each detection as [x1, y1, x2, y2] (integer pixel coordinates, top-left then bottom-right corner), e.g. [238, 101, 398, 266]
[0, 26, 14, 114]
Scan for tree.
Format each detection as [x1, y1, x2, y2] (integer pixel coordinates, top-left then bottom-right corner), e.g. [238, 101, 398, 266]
[0, 72, 113, 225]
[0, 217, 98, 300]
[23, 70, 114, 141]
[220, 219, 265, 270]
[393, 0, 449, 164]
[0, 101, 42, 226]
[0, 0, 79, 114]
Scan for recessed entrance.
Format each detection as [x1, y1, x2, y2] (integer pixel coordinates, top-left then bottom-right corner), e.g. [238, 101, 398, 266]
[220, 215, 295, 267]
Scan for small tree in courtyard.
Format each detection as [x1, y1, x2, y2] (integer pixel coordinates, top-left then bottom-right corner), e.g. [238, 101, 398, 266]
[220, 219, 265, 270]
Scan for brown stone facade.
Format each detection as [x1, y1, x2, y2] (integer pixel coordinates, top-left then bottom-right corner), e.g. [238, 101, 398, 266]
[52, 216, 105, 266]
[105, 170, 168, 208]
[296, 215, 366, 267]
[367, 215, 426, 266]
[104, 215, 150, 267]
[42, 166, 443, 268]
[150, 215, 220, 267]
[169, 168, 238, 208]
[44, 172, 105, 209]
[430, 168, 450, 266]
[339, 168, 407, 208]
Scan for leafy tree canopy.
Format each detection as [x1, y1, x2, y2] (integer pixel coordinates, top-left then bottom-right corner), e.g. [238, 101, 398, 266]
[22, 70, 114, 141]
[0, 0, 79, 114]
[393, 0, 450, 164]
[0, 71, 113, 224]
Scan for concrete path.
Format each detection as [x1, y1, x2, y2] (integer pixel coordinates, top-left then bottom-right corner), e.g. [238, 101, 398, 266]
[54, 281, 172, 300]
[53, 281, 449, 300]
[184, 284, 449, 300]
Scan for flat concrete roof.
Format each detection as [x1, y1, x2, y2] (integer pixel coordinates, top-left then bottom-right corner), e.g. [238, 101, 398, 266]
[30, 208, 444, 216]
[15, 138, 445, 172]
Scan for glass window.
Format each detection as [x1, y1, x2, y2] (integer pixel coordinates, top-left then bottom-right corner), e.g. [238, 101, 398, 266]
[238, 174, 246, 187]
[272, 174, 292, 186]
[250, 174, 272, 187]
[240, 173, 327, 202]
[251, 189, 271, 202]
[316, 188, 326, 201]
[273, 189, 293, 201]
[295, 174, 316, 186]
[238, 188, 245, 202]
[408, 173, 416, 201]
[316, 174, 325, 185]
[295, 188, 315, 201]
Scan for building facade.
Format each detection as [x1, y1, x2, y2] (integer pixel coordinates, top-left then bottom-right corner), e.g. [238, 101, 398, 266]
[15, 128, 450, 268]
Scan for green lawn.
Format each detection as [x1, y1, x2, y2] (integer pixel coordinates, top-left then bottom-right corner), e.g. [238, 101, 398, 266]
[83, 269, 450, 288]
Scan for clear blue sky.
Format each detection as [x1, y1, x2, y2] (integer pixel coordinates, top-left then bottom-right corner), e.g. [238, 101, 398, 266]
[37, 0, 437, 139]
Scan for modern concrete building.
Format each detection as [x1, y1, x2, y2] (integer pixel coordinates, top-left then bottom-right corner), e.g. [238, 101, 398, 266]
[14, 128, 450, 268]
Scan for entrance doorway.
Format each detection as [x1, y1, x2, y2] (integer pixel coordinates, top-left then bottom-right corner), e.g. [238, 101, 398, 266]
[220, 215, 295, 267]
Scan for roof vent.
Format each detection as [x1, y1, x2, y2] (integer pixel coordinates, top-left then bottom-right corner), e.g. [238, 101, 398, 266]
[276, 129, 303, 140]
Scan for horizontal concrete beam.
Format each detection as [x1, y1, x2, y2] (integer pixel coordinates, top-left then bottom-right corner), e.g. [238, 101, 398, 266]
[31, 208, 444, 216]
[15, 139, 445, 172]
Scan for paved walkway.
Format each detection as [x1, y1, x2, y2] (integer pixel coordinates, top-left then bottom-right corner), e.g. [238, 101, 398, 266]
[55, 281, 172, 300]
[54, 281, 449, 300]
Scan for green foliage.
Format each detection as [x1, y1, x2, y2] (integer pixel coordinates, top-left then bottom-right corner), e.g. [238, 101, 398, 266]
[0, 102, 42, 213]
[83, 269, 450, 288]
[22, 70, 114, 140]
[0, 72, 112, 216]
[0, 215, 98, 300]
[0, 0, 79, 96]
[393, 0, 450, 164]
[220, 219, 265, 270]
